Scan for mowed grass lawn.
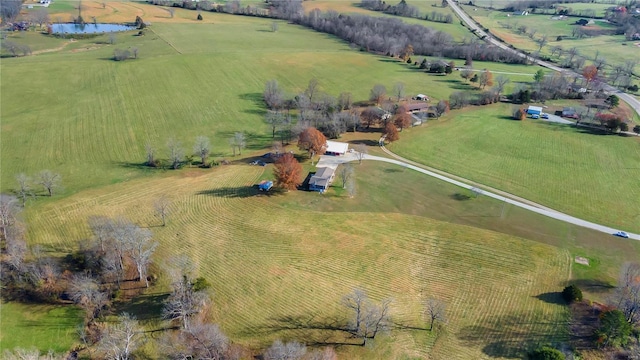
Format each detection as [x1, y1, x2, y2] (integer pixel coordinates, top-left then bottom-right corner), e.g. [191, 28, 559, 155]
[0, 13, 539, 196]
[389, 103, 640, 233]
[0, 302, 83, 353]
[23, 162, 572, 359]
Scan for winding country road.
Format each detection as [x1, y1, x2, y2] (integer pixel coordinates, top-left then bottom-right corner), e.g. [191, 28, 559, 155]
[446, 0, 640, 116]
[317, 151, 640, 240]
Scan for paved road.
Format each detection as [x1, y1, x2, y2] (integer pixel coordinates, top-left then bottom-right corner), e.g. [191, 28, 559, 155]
[317, 152, 640, 240]
[446, 0, 640, 116]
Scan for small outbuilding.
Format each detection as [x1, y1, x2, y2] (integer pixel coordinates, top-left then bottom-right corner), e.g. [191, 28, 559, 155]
[309, 167, 336, 193]
[325, 140, 349, 156]
[415, 94, 429, 101]
[527, 106, 543, 116]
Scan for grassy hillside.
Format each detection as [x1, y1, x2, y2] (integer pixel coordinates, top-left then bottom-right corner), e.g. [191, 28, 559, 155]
[0, 13, 538, 196]
[23, 161, 573, 359]
[0, 302, 82, 353]
[389, 103, 640, 234]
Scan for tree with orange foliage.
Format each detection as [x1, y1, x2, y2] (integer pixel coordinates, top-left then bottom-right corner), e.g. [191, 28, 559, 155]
[582, 65, 598, 89]
[394, 105, 412, 131]
[273, 153, 302, 191]
[297, 127, 326, 162]
[384, 123, 399, 143]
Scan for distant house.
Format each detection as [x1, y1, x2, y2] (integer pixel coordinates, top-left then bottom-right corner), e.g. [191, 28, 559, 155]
[568, 84, 587, 93]
[309, 167, 336, 193]
[511, 10, 529, 16]
[527, 106, 543, 116]
[325, 140, 349, 156]
[562, 107, 578, 119]
[414, 94, 429, 101]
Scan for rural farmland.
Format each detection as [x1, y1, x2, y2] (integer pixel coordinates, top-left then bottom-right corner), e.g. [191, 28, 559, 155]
[1, 0, 639, 359]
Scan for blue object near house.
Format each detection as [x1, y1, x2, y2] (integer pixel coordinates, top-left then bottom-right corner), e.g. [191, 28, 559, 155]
[258, 180, 273, 191]
[527, 106, 543, 115]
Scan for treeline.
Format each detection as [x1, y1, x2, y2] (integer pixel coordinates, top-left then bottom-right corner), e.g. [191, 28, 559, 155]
[147, 0, 527, 65]
[360, 0, 453, 24]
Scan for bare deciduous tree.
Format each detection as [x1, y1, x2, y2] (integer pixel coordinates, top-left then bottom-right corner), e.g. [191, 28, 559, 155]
[264, 340, 306, 360]
[338, 92, 353, 111]
[153, 196, 171, 227]
[305, 78, 320, 104]
[69, 274, 109, 324]
[160, 318, 229, 360]
[425, 297, 446, 331]
[343, 288, 391, 345]
[271, 21, 279, 32]
[37, 170, 61, 196]
[265, 111, 284, 139]
[0, 196, 18, 241]
[193, 136, 211, 166]
[167, 137, 184, 170]
[15, 174, 34, 206]
[493, 75, 510, 98]
[30, 8, 50, 29]
[144, 141, 156, 167]
[167, 7, 175, 18]
[346, 176, 356, 198]
[98, 313, 143, 360]
[163, 256, 208, 329]
[264, 79, 283, 110]
[612, 262, 640, 324]
[340, 163, 354, 189]
[370, 84, 387, 105]
[127, 226, 156, 287]
[229, 132, 246, 156]
[393, 82, 405, 102]
[354, 144, 367, 164]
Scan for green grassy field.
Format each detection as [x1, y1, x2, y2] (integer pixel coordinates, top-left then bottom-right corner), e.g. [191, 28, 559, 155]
[22, 160, 577, 359]
[463, 6, 639, 74]
[300, 0, 471, 40]
[389, 103, 640, 234]
[0, 302, 83, 354]
[0, 13, 541, 196]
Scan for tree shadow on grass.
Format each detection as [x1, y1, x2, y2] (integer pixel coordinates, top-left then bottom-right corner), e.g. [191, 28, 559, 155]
[112, 292, 169, 321]
[567, 279, 614, 293]
[451, 192, 472, 201]
[196, 186, 262, 198]
[434, 78, 476, 91]
[239, 92, 265, 108]
[457, 313, 569, 358]
[243, 315, 366, 347]
[534, 292, 566, 305]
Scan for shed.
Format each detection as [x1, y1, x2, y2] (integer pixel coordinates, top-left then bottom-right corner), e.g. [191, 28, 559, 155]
[527, 106, 543, 115]
[309, 167, 336, 193]
[415, 94, 429, 101]
[325, 140, 349, 156]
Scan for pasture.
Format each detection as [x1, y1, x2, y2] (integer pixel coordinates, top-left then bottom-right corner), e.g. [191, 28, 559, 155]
[0, 12, 540, 196]
[389, 103, 640, 234]
[463, 6, 639, 74]
[0, 302, 83, 354]
[22, 160, 575, 358]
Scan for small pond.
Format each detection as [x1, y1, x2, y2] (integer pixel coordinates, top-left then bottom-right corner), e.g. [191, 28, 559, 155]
[51, 23, 136, 34]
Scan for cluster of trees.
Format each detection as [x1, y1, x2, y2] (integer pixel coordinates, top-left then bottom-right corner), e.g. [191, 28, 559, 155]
[0, 0, 22, 23]
[145, 135, 233, 169]
[360, 0, 453, 23]
[446, 69, 510, 109]
[263, 79, 360, 140]
[2, 41, 32, 57]
[150, 0, 527, 65]
[13, 170, 62, 205]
